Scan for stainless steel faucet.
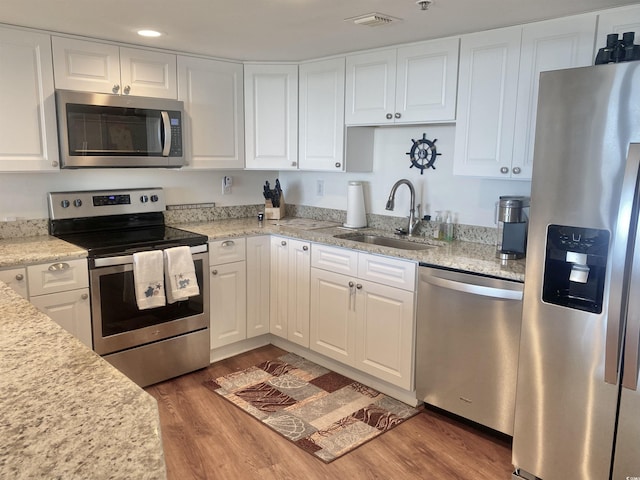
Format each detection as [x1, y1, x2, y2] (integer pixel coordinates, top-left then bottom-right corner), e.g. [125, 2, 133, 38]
[385, 179, 420, 236]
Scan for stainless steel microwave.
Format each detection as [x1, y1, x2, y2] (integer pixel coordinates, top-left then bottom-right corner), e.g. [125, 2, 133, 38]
[55, 90, 184, 168]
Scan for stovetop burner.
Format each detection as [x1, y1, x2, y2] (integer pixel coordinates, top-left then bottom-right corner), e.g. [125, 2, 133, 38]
[48, 188, 207, 258]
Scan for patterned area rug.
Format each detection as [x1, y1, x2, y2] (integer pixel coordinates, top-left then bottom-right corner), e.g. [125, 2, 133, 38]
[203, 352, 420, 463]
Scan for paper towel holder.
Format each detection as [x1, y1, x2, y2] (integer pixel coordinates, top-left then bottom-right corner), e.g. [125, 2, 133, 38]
[344, 181, 367, 228]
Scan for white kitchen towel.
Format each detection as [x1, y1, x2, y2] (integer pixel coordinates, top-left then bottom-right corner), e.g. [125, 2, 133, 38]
[164, 246, 199, 303]
[133, 250, 166, 310]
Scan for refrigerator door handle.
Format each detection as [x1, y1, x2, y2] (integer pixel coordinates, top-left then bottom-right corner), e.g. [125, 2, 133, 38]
[607, 143, 640, 385]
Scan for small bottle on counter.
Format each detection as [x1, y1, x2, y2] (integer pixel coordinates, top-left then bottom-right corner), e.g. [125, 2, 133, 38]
[433, 211, 442, 239]
[444, 211, 454, 242]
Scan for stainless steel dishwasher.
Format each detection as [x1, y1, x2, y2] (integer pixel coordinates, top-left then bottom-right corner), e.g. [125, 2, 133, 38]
[416, 265, 523, 436]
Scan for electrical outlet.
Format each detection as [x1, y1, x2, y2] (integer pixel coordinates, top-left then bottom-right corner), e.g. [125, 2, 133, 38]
[316, 179, 324, 197]
[222, 175, 232, 195]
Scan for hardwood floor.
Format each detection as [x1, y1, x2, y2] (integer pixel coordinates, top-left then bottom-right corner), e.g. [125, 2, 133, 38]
[145, 345, 513, 480]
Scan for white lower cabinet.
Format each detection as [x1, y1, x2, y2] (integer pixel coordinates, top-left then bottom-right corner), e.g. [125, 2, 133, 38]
[209, 238, 247, 349]
[246, 236, 271, 338]
[0, 267, 28, 298]
[270, 236, 310, 347]
[310, 245, 416, 390]
[26, 259, 91, 347]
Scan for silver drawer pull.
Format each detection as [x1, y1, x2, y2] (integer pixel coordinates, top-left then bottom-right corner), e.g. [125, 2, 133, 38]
[212, 269, 218, 275]
[81, 293, 88, 300]
[48, 262, 70, 272]
[221, 240, 235, 248]
[15, 273, 24, 281]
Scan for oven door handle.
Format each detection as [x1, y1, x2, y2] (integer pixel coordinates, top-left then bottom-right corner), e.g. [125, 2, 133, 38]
[93, 244, 208, 268]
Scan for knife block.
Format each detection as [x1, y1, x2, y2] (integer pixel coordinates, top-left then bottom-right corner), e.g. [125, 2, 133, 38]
[265, 195, 285, 220]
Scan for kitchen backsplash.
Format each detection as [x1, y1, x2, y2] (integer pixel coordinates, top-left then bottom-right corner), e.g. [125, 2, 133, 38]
[0, 204, 497, 245]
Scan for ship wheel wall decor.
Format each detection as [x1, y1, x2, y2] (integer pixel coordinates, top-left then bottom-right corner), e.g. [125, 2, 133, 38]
[406, 133, 441, 174]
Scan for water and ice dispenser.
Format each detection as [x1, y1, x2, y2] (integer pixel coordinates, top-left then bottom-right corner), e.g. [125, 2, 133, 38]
[542, 225, 609, 314]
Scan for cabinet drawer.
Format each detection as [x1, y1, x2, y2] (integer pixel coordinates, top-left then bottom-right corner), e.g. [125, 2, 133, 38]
[0, 267, 28, 298]
[27, 259, 88, 296]
[357, 254, 416, 291]
[210, 238, 246, 265]
[311, 244, 358, 276]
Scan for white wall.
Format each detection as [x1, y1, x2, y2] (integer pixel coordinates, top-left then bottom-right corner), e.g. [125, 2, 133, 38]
[0, 169, 273, 220]
[279, 125, 532, 228]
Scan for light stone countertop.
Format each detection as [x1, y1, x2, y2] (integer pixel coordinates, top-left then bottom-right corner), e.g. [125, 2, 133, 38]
[0, 235, 87, 268]
[177, 218, 526, 282]
[0, 281, 166, 480]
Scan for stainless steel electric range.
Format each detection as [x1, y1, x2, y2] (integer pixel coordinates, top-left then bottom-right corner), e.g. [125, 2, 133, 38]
[48, 187, 210, 387]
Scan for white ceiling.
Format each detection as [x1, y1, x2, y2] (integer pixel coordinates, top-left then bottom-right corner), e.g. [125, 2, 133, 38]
[0, 0, 636, 61]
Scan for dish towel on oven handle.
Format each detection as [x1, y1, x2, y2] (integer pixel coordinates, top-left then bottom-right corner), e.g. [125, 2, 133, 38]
[164, 246, 200, 303]
[132, 250, 166, 310]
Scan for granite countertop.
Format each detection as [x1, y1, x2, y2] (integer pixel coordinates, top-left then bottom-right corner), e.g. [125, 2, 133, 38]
[0, 235, 87, 268]
[177, 218, 526, 282]
[0, 282, 166, 479]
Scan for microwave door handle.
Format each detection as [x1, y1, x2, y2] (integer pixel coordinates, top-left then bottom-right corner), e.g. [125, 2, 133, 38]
[161, 111, 171, 157]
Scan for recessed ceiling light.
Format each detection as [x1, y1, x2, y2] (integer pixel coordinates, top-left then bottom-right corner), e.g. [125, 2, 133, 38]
[137, 29, 162, 38]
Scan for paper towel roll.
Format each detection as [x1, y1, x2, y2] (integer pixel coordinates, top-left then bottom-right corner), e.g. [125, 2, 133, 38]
[344, 181, 366, 228]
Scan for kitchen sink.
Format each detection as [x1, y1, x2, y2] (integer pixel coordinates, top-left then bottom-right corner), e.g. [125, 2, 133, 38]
[334, 233, 437, 251]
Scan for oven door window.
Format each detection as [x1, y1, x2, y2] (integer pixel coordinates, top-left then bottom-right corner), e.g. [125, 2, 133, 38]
[97, 260, 204, 337]
[66, 104, 163, 157]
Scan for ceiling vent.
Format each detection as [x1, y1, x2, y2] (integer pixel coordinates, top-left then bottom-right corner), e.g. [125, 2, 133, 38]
[345, 13, 402, 27]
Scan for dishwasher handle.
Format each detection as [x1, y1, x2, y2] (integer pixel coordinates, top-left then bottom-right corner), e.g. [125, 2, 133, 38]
[423, 274, 523, 300]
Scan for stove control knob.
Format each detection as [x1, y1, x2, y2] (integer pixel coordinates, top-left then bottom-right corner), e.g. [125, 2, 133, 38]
[150, 194, 159, 202]
[140, 195, 149, 203]
[60, 200, 70, 208]
[73, 199, 82, 207]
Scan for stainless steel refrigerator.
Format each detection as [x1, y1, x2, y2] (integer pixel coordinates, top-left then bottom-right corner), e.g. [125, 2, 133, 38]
[512, 61, 640, 480]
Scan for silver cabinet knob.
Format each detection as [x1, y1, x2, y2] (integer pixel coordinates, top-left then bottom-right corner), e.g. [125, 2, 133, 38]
[281, 240, 287, 246]
[512, 167, 521, 174]
[348, 281, 355, 288]
[291, 161, 297, 167]
[356, 284, 363, 290]
[500, 166, 509, 174]
[112, 84, 120, 93]
[15, 274, 24, 281]
[335, 162, 341, 168]
[302, 245, 309, 251]
[123, 85, 131, 95]
[81, 293, 88, 300]
[51, 161, 59, 167]
[386, 113, 393, 119]
[394, 112, 401, 119]
[212, 269, 218, 275]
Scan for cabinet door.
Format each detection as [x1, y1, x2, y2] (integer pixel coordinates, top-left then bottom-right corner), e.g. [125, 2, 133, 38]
[210, 261, 247, 348]
[345, 49, 397, 125]
[0, 28, 59, 171]
[244, 64, 298, 170]
[270, 236, 290, 338]
[596, 5, 640, 54]
[512, 14, 596, 180]
[119, 47, 177, 98]
[178, 56, 244, 169]
[30, 289, 92, 348]
[52, 36, 121, 94]
[298, 57, 346, 171]
[355, 279, 414, 390]
[246, 236, 270, 338]
[0, 267, 28, 298]
[395, 38, 459, 123]
[453, 27, 522, 178]
[287, 239, 310, 347]
[309, 268, 356, 366]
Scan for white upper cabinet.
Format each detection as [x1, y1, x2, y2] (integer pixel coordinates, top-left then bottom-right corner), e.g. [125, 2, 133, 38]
[298, 57, 346, 171]
[52, 37, 177, 98]
[244, 64, 298, 170]
[345, 38, 459, 125]
[512, 14, 596, 179]
[454, 14, 597, 179]
[596, 5, 640, 52]
[0, 27, 59, 172]
[178, 56, 244, 169]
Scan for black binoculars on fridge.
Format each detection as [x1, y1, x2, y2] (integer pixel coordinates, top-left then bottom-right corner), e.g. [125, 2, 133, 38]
[595, 32, 640, 64]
